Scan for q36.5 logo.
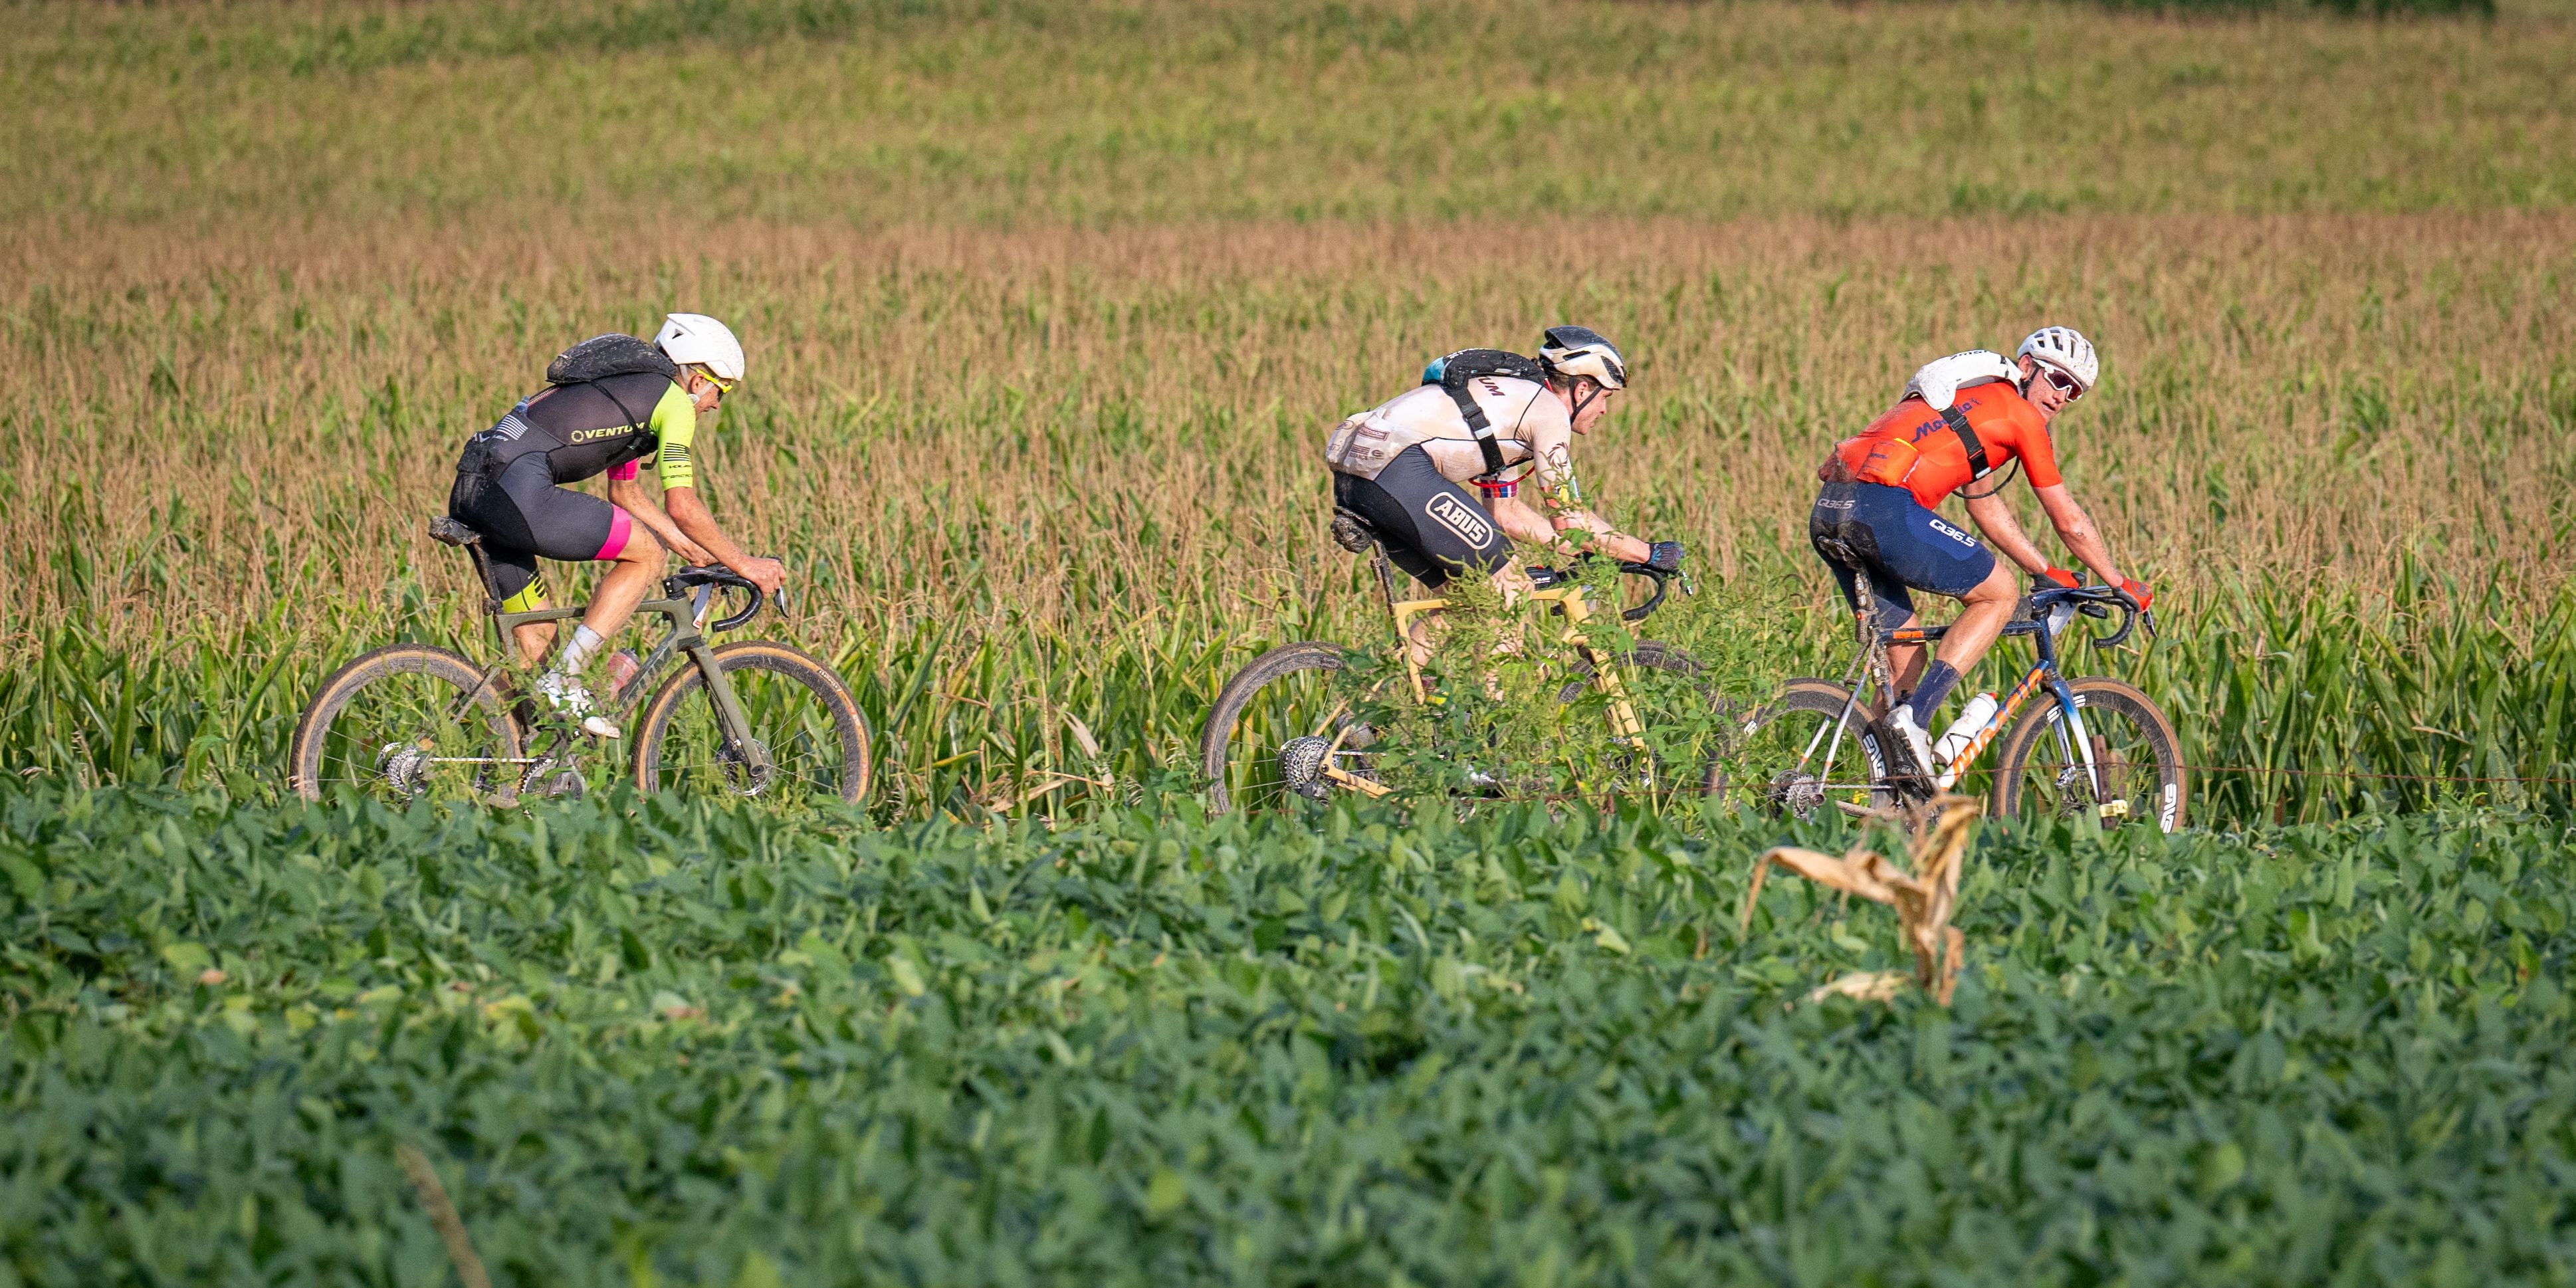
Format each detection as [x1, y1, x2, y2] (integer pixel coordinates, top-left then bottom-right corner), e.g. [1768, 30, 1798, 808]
[1424, 493, 1495, 548]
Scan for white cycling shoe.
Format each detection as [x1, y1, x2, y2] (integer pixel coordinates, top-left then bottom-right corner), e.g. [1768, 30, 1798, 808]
[1879, 706, 1936, 783]
[535, 671, 622, 740]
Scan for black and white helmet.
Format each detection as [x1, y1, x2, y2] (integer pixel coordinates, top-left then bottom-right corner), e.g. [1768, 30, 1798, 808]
[1539, 325, 1627, 390]
[2016, 326, 2097, 393]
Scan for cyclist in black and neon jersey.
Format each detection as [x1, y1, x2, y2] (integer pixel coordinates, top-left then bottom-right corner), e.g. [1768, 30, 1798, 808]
[447, 313, 784, 736]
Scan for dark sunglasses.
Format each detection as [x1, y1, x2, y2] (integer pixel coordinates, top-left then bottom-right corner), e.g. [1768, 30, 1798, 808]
[2037, 366, 2085, 400]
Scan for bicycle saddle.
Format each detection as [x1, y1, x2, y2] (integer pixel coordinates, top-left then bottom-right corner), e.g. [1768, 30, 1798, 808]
[1329, 508, 1382, 553]
[427, 516, 485, 547]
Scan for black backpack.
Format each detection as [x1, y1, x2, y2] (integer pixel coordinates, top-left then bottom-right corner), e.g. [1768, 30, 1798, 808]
[546, 333, 678, 387]
[544, 334, 679, 439]
[1421, 348, 1551, 479]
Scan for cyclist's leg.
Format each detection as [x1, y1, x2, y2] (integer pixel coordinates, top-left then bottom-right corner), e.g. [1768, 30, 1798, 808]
[451, 467, 563, 664]
[1810, 484, 1920, 685]
[1336, 450, 1511, 666]
[1855, 484, 2001, 722]
[489, 459, 667, 646]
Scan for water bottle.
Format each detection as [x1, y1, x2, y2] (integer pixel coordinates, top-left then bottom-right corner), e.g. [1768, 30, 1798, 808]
[1933, 692, 2000, 767]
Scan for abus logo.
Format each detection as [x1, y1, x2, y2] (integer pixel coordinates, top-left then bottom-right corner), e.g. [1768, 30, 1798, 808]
[1424, 493, 1494, 548]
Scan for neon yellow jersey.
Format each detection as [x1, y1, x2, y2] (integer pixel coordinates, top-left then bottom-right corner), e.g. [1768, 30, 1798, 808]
[640, 381, 701, 491]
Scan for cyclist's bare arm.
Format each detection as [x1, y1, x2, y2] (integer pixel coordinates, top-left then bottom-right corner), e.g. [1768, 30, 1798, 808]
[1501, 432, 1651, 563]
[661, 486, 787, 596]
[1964, 485, 2123, 586]
[1963, 490, 2052, 576]
[606, 475, 713, 566]
[2032, 483, 2124, 585]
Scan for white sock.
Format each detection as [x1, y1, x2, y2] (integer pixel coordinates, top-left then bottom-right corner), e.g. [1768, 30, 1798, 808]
[553, 625, 605, 675]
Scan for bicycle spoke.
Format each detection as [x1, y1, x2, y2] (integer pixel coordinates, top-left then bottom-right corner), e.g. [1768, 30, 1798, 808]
[652, 665, 849, 804]
[2009, 704, 2167, 830]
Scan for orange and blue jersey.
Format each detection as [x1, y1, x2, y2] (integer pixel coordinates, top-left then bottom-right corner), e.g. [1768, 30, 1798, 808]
[1832, 382, 2062, 508]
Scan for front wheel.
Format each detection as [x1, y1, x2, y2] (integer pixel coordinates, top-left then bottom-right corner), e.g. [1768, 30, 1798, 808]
[631, 641, 872, 805]
[289, 645, 524, 804]
[1990, 677, 2185, 833]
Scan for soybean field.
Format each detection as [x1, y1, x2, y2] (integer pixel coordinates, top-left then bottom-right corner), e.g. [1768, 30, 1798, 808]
[4, 1, 2575, 1283]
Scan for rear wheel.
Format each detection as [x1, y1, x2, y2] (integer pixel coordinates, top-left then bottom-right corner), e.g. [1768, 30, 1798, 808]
[1991, 677, 2185, 833]
[1709, 679, 1893, 820]
[289, 645, 524, 804]
[631, 642, 872, 805]
[1201, 643, 1366, 815]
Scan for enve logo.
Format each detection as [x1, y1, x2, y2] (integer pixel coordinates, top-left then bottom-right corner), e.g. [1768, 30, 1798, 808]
[1424, 493, 1494, 548]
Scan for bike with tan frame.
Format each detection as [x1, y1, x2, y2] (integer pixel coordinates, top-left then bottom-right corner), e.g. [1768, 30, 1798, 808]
[1718, 566, 2185, 832]
[1200, 510, 1710, 813]
[289, 516, 871, 805]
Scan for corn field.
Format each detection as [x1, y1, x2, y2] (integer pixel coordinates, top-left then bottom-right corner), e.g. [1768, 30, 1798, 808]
[4, 1, 2574, 1283]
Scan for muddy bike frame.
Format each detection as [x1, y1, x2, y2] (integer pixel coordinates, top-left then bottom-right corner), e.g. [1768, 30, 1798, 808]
[1315, 518, 1682, 799]
[1796, 577, 2147, 821]
[430, 518, 772, 790]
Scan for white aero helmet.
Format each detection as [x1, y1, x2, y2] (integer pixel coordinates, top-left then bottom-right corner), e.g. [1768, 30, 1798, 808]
[655, 312, 745, 382]
[1539, 325, 1628, 390]
[2016, 326, 2098, 393]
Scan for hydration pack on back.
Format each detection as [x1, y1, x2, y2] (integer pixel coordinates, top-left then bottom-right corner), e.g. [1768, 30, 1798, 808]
[546, 334, 677, 387]
[1420, 348, 1549, 479]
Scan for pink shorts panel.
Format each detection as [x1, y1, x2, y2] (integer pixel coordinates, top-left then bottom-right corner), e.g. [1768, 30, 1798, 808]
[595, 508, 633, 562]
[608, 459, 641, 482]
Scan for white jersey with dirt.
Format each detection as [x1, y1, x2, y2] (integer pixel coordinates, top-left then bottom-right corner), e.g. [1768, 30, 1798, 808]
[1323, 376, 1571, 486]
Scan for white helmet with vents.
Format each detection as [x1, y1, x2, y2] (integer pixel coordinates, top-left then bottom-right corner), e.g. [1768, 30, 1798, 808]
[654, 312, 745, 382]
[2016, 326, 2098, 393]
[1539, 325, 1628, 390]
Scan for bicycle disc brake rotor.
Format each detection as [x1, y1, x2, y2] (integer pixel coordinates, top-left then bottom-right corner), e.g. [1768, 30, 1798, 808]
[2053, 764, 2098, 814]
[1279, 736, 1334, 800]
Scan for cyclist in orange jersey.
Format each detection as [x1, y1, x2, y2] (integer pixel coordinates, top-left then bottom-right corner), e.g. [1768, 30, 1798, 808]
[1808, 327, 2153, 777]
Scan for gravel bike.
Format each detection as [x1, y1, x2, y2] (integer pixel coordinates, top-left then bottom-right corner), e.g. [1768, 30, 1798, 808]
[1200, 510, 1710, 813]
[288, 516, 871, 805]
[1720, 578, 2184, 832]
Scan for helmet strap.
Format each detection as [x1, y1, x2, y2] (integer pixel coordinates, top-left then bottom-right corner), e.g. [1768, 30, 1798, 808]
[1568, 377, 1602, 421]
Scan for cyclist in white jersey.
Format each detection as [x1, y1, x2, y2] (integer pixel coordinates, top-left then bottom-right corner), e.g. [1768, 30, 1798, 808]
[1324, 326, 1683, 588]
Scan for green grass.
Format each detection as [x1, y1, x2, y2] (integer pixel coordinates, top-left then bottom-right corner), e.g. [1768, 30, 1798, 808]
[5, 782, 2573, 1284]
[11, 0, 2573, 229]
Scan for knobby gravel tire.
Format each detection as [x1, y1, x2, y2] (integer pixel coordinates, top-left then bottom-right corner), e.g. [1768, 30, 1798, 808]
[288, 644, 522, 804]
[1990, 677, 2185, 833]
[1200, 642, 1348, 815]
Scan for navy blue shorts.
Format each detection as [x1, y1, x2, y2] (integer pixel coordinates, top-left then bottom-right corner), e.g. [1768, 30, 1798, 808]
[1808, 483, 1996, 631]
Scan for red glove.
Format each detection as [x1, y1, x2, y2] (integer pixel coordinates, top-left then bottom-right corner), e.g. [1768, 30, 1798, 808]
[2118, 578, 2154, 611]
[2037, 566, 2080, 590]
